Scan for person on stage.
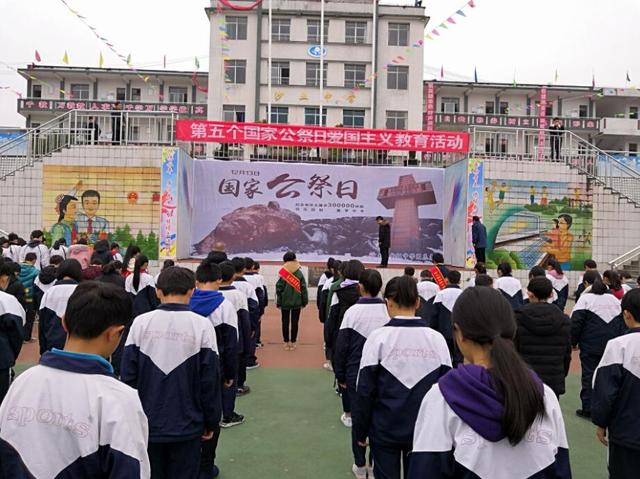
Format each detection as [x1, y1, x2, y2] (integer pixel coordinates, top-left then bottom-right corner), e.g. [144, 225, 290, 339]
[376, 217, 391, 268]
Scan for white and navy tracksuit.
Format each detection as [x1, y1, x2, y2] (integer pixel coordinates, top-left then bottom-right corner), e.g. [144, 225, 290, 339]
[0, 349, 150, 478]
[408, 365, 571, 479]
[2, 244, 21, 262]
[120, 304, 221, 478]
[430, 285, 463, 366]
[38, 279, 78, 355]
[334, 298, 390, 468]
[245, 271, 267, 353]
[0, 291, 25, 404]
[592, 329, 640, 478]
[571, 292, 625, 413]
[547, 273, 569, 311]
[220, 285, 251, 390]
[417, 280, 440, 323]
[495, 276, 524, 311]
[234, 278, 260, 363]
[355, 317, 452, 479]
[19, 241, 49, 270]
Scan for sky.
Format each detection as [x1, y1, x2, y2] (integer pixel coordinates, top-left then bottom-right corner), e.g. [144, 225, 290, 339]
[0, 0, 639, 127]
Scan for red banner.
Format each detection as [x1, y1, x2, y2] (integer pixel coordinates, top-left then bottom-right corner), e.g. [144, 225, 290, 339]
[425, 82, 435, 131]
[430, 266, 447, 290]
[538, 87, 548, 161]
[278, 267, 301, 293]
[175, 120, 469, 153]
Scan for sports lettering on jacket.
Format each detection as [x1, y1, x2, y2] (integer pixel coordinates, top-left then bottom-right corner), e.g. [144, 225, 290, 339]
[6, 406, 90, 437]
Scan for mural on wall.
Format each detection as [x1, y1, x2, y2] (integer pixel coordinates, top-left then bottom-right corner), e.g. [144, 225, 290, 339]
[42, 165, 161, 259]
[483, 178, 592, 271]
[443, 159, 468, 267]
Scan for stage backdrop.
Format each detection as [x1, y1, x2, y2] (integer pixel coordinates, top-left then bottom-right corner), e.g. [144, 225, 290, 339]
[189, 160, 444, 264]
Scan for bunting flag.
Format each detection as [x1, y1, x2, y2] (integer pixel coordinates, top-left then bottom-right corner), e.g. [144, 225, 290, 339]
[446, 17, 456, 24]
[512, 71, 517, 87]
[426, 34, 434, 40]
[457, 9, 466, 17]
[163, 54, 167, 69]
[35, 50, 41, 63]
[195, 57, 200, 69]
[592, 72, 596, 88]
[440, 22, 449, 30]
[99, 52, 104, 68]
[62, 50, 69, 65]
[126, 54, 132, 66]
[0, 86, 22, 97]
[554, 69, 559, 83]
[440, 65, 444, 79]
[627, 71, 631, 82]
[474, 66, 478, 83]
[469, 0, 476, 7]
[426, 0, 478, 41]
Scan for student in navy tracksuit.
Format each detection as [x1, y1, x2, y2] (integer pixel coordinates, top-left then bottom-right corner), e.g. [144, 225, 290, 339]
[38, 259, 82, 354]
[244, 257, 265, 358]
[355, 276, 452, 479]
[408, 287, 572, 479]
[546, 258, 569, 311]
[495, 262, 524, 311]
[0, 263, 25, 404]
[0, 282, 151, 478]
[592, 289, 640, 478]
[334, 269, 389, 479]
[121, 266, 221, 479]
[571, 271, 625, 419]
[232, 257, 260, 369]
[253, 261, 268, 347]
[430, 270, 464, 366]
[416, 269, 440, 323]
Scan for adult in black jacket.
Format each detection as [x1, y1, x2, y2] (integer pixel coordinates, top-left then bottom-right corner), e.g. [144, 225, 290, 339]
[515, 277, 572, 397]
[376, 216, 391, 268]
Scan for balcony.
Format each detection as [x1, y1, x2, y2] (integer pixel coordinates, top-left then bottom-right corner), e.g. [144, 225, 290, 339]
[600, 117, 640, 136]
[17, 98, 207, 118]
[429, 113, 600, 131]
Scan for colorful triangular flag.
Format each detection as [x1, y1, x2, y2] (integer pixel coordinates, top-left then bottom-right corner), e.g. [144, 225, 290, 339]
[35, 50, 41, 62]
[426, 34, 434, 40]
[99, 52, 104, 68]
[554, 69, 559, 83]
[163, 54, 167, 69]
[457, 9, 466, 17]
[62, 50, 69, 65]
[440, 65, 444, 79]
[126, 54, 132, 66]
[626, 71, 631, 82]
[468, 0, 476, 7]
[592, 72, 596, 88]
[440, 23, 449, 30]
[432, 29, 440, 36]
[195, 57, 200, 69]
[447, 17, 456, 24]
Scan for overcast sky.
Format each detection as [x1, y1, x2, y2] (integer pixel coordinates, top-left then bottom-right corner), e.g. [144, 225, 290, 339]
[1, 0, 639, 127]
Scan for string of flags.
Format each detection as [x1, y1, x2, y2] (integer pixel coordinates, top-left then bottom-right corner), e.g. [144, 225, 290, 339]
[0, 86, 22, 97]
[426, 0, 476, 41]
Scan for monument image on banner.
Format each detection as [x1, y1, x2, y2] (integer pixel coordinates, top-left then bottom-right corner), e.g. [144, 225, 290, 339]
[188, 160, 444, 263]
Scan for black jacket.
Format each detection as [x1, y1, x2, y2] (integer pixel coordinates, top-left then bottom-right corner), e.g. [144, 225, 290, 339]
[515, 303, 572, 396]
[378, 223, 391, 248]
[33, 266, 57, 310]
[327, 283, 360, 359]
[6, 276, 26, 309]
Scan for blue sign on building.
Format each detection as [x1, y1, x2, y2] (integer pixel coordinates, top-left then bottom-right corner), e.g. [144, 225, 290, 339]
[307, 45, 327, 58]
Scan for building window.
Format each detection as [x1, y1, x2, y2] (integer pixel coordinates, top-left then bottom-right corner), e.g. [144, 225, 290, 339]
[307, 19, 329, 43]
[271, 61, 290, 86]
[343, 109, 365, 128]
[387, 65, 408, 90]
[223, 105, 246, 122]
[32, 84, 42, 98]
[441, 97, 459, 113]
[270, 106, 289, 124]
[499, 101, 509, 115]
[345, 21, 366, 44]
[272, 18, 291, 42]
[630, 106, 639, 119]
[500, 138, 508, 153]
[70, 84, 90, 100]
[131, 88, 141, 102]
[116, 88, 126, 101]
[385, 110, 408, 130]
[306, 62, 327, 87]
[629, 143, 638, 156]
[129, 125, 140, 142]
[545, 103, 553, 116]
[168, 87, 188, 103]
[578, 105, 588, 118]
[226, 16, 248, 40]
[485, 101, 495, 114]
[344, 63, 366, 88]
[224, 60, 247, 84]
[388, 22, 409, 46]
[305, 107, 327, 126]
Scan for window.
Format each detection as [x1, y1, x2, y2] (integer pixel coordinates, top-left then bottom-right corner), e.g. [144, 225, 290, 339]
[224, 60, 247, 84]
[345, 21, 367, 44]
[272, 18, 291, 42]
[306, 62, 327, 87]
[168, 87, 188, 103]
[630, 106, 639, 119]
[131, 88, 141, 102]
[343, 109, 365, 128]
[484, 138, 495, 153]
[70, 84, 90, 100]
[344, 63, 366, 88]
[307, 19, 329, 43]
[270, 106, 289, 124]
[500, 138, 508, 153]
[305, 107, 327, 126]
[388, 23, 409, 46]
[629, 143, 638, 157]
[223, 105, 246, 122]
[387, 65, 408, 90]
[129, 125, 140, 142]
[499, 101, 509, 115]
[441, 97, 459, 113]
[271, 61, 290, 86]
[385, 110, 408, 130]
[116, 88, 126, 101]
[32, 84, 42, 98]
[485, 101, 495, 114]
[545, 103, 553, 116]
[226, 16, 248, 40]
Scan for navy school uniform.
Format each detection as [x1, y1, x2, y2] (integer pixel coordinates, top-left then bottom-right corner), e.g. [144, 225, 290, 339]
[334, 297, 390, 468]
[33, 266, 57, 311]
[592, 329, 640, 478]
[328, 280, 360, 367]
[417, 280, 440, 324]
[219, 285, 251, 389]
[495, 276, 524, 311]
[0, 349, 150, 478]
[355, 317, 452, 479]
[431, 285, 463, 366]
[120, 304, 221, 478]
[571, 292, 625, 413]
[546, 273, 569, 311]
[0, 291, 25, 403]
[408, 364, 571, 479]
[234, 278, 260, 362]
[38, 279, 78, 355]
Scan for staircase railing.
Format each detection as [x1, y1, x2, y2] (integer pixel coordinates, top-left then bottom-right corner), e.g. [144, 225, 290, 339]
[609, 245, 640, 270]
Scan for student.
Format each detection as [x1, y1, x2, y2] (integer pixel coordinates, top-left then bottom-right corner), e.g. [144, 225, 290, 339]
[33, 255, 63, 310]
[408, 287, 571, 479]
[495, 262, 524, 310]
[525, 265, 558, 304]
[355, 276, 451, 479]
[18, 253, 39, 342]
[334, 269, 389, 479]
[121, 266, 221, 479]
[232, 257, 261, 367]
[320, 259, 341, 370]
[154, 259, 175, 284]
[121, 244, 141, 278]
[431, 253, 449, 278]
[49, 238, 68, 259]
[416, 270, 440, 324]
[317, 258, 335, 323]
[3, 261, 25, 309]
[546, 258, 569, 310]
[592, 289, 640, 479]
[465, 262, 487, 289]
[431, 270, 464, 365]
[0, 282, 150, 476]
[38, 259, 82, 354]
[253, 261, 268, 348]
[620, 271, 634, 294]
[91, 240, 113, 266]
[276, 251, 309, 351]
[0, 262, 25, 404]
[475, 274, 494, 287]
[99, 260, 126, 289]
[603, 270, 625, 300]
[243, 257, 266, 357]
[575, 259, 598, 301]
[515, 277, 572, 397]
[571, 271, 626, 419]
[125, 255, 159, 318]
[111, 242, 123, 262]
[404, 266, 416, 280]
[82, 256, 104, 281]
[19, 230, 49, 270]
[190, 260, 241, 477]
[2, 233, 22, 263]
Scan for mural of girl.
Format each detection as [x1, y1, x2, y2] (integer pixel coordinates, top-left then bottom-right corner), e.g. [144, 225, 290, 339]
[50, 195, 78, 245]
[485, 186, 494, 211]
[543, 214, 574, 270]
[540, 186, 549, 206]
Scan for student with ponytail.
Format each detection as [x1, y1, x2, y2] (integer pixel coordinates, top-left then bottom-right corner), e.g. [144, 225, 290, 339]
[408, 286, 572, 479]
[545, 258, 569, 310]
[495, 262, 524, 310]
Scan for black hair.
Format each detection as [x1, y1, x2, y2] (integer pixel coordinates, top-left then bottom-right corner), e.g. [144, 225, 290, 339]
[621, 289, 640, 323]
[0, 237, 7, 246]
[50, 255, 64, 266]
[206, 250, 228, 264]
[132, 255, 149, 291]
[8, 262, 20, 275]
[24, 253, 37, 263]
[432, 253, 444, 264]
[162, 259, 175, 270]
[81, 189, 101, 203]
[0, 262, 12, 278]
[326, 257, 336, 270]
[472, 215, 480, 222]
[102, 260, 123, 275]
[475, 274, 493, 287]
[156, 266, 195, 296]
[383, 276, 419, 309]
[231, 257, 246, 274]
[359, 269, 383, 297]
[244, 257, 255, 270]
[474, 262, 487, 274]
[497, 262, 512, 277]
[447, 270, 461, 285]
[64, 282, 132, 339]
[331, 260, 342, 275]
[603, 270, 622, 292]
[56, 259, 83, 282]
[76, 238, 88, 245]
[546, 258, 563, 275]
[220, 261, 236, 282]
[420, 269, 433, 279]
[7, 233, 18, 242]
[375, 216, 384, 221]
[253, 261, 260, 270]
[529, 266, 546, 279]
[30, 230, 44, 240]
[558, 214, 572, 229]
[452, 287, 545, 445]
[404, 266, 416, 276]
[52, 239, 67, 249]
[94, 240, 110, 253]
[343, 259, 365, 281]
[583, 270, 607, 295]
[527, 277, 553, 300]
[57, 196, 77, 223]
[89, 254, 104, 266]
[584, 259, 597, 270]
[122, 244, 141, 271]
[196, 259, 222, 283]
[283, 251, 296, 263]
[110, 242, 120, 250]
[620, 271, 632, 280]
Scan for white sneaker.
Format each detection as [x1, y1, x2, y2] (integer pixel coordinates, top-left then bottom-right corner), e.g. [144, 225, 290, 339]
[323, 361, 333, 372]
[367, 465, 375, 479]
[340, 413, 353, 428]
[351, 464, 367, 479]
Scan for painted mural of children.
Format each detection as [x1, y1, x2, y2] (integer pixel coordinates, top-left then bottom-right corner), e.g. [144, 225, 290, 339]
[75, 190, 110, 243]
[497, 182, 510, 206]
[50, 195, 78, 246]
[541, 186, 549, 206]
[544, 214, 574, 270]
[572, 188, 581, 208]
[529, 185, 536, 205]
[485, 186, 494, 211]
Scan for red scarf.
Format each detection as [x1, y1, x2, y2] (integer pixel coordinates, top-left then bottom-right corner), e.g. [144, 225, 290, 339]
[430, 266, 447, 290]
[279, 267, 301, 293]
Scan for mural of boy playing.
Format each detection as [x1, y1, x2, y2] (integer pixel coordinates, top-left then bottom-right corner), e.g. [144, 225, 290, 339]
[75, 190, 110, 242]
